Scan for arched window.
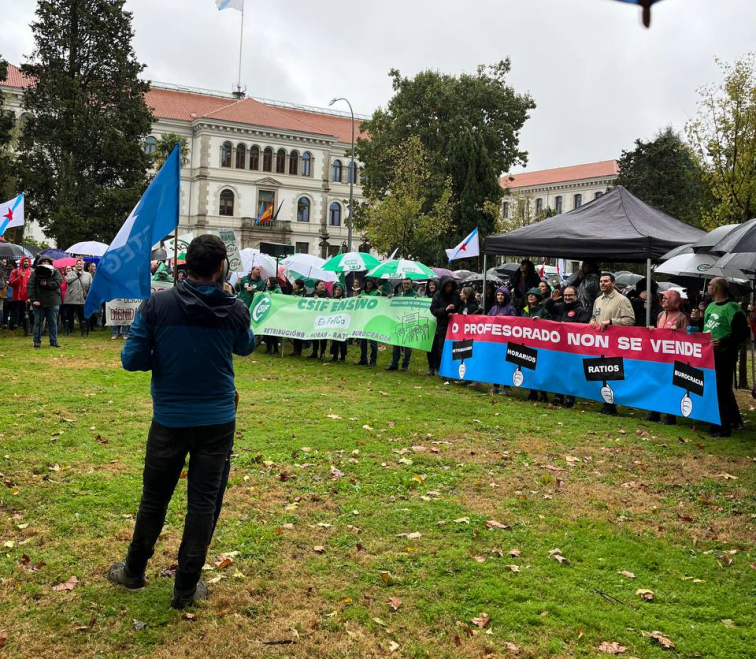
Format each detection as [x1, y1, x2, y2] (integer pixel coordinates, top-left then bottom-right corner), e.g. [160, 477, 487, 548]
[144, 136, 157, 154]
[249, 146, 260, 170]
[347, 162, 357, 184]
[329, 202, 341, 226]
[289, 150, 299, 175]
[262, 147, 273, 172]
[502, 201, 509, 218]
[555, 196, 563, 213]
[573, 193, 582, 209]
[595, 191, 604, 200]
[276, 149, 286, 174]
[535, 198, 543, 215]
[297, 197, 310, 223]
[220, 141, 233, 168]
[219, 189, 234, 216]
[235, 143, 246, 169]
[332, 159, 342, 183]
[301, 152, 312, 177]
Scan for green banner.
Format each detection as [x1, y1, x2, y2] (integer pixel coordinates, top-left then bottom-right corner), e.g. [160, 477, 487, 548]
[249, 293, 436, 351]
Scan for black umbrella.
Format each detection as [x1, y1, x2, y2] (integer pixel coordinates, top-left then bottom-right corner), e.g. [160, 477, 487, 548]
[151, 248, 168, 261]
[495, 263, 520, 277]
[709, 218, 756, 271]
[0, 242, 29, 258]
[463, 273, 504, 285]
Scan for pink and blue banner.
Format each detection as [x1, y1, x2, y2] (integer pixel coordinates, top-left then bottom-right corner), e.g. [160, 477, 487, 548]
[440, 315, 719, 425]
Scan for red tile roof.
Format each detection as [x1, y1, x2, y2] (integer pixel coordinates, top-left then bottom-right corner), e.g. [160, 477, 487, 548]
[272, 106, 366, 144]
[0, 63, 33, 89]
[502, 160, 619, 189]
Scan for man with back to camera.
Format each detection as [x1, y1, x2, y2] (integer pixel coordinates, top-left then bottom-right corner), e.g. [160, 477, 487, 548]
[107, 235, 255, 609]
[590, 272, 635, 416]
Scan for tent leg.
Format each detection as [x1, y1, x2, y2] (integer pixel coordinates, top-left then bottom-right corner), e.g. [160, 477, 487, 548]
[482, 254, 487, 312]
[645, 258, 652, 327]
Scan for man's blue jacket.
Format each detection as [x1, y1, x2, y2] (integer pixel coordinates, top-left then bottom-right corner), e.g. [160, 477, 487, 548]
[122, 280, 255, 428]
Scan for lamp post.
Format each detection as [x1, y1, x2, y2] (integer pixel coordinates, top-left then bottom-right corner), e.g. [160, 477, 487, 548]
[328, 97, 355, 252]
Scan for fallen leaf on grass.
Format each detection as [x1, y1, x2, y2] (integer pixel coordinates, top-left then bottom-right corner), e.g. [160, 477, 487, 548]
[454, 517, 470, 524]
[552, 554, 568, 564]
[598, 641, 627, 654]
[184, 612, 196, 621]
[313, 546, 326, 554]
[325, 414, 342, 420]
[720, 619, 736, 628]
[504, 565, 520, 572]
[395, 532, 421, 540]
[618, 571, 636, 579]
[504, 641, 520, 654]
[548, 548, 562, 555]
[636, 589, 654, 601]
[132, 619, 146, 631]
[214, 557, 233, 569]
[379, 571, 394, 585]
[486, 520, 509, 530]
[387, 597, 402, 611]
[508, 548, 522, 558]
[388, 640, 400, 653]
[648, 631, 675, 649]
[372, 617, 388, 627]
[717, 473, 739, 480]
[471, 612, 490, 628]
[52, 576, 78, 592]
[362, 425, 374, 431]
[491, 548, 504, 557]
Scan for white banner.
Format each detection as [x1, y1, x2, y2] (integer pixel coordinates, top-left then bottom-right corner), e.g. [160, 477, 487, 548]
[105, 299, 141, 326]
[219, 228, 242, 273]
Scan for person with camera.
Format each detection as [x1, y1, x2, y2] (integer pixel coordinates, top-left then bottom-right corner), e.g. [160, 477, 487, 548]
[64, 259, 92, 336]
[107, 235, 255, 609]
[27, 255, 63, 349]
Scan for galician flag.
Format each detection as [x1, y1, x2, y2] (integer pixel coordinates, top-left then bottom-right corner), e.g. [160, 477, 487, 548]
[216, 0, 243, 10]
[445, 228, 479, 262]
[84, 146, 181, 317]
[0, 194, 25, 236]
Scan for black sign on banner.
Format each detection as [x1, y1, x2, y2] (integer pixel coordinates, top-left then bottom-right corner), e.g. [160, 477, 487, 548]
[672, 360, 705, 396]
[505, 343, 538, 371]
[452, 339, 474, 361]
[583, 356, 625, 382]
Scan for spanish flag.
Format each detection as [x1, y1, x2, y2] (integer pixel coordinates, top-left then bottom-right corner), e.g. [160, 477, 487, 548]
[259, 203, 274, 225]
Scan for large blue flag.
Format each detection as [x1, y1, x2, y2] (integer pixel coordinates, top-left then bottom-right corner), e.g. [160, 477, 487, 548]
[85, 146, 180, 317]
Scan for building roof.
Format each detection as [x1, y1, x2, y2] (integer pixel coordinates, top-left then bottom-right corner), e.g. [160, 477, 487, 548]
[272, 106, 366, 143]
[502, 160, 619, 189]
[0, 63, 33, 89]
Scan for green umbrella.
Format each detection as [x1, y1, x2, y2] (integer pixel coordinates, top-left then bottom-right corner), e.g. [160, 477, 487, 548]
[365, 259, 435, 280]
[322, 251, 381, 273]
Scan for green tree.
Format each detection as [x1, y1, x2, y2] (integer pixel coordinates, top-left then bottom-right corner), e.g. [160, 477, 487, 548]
[686, 54, 756, 227]
[16, 0, 153, 248]
[614, 127, 710, 226]
[356, 61, 534, 248]
[151, 133, 189, 169]
[0, 54, 16, 200]
[357, 136, 453, 263]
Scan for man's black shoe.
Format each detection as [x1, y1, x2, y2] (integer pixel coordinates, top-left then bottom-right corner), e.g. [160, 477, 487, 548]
[107, 562, 145, 591]
[564, 397, 575, 408]
[527, 391, 538, 402]
[368, 362, 376, 367]
[598, 404, 618, 416]
[33, 343, 41, 349]
[354, 360, 368, 366]
[170, 581, 208, 610]
[401, 366, 409, 372]
[385, 365, 398, 371]
[50, 343, 61, 348]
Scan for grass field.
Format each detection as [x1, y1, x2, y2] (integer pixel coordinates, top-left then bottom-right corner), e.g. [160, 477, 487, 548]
[1, 332, 755, 659]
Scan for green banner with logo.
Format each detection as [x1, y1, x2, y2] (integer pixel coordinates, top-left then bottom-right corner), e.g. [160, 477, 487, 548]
[249, 293, 436, 351]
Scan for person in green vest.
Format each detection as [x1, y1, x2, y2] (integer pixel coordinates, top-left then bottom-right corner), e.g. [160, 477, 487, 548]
[703, 277, 749, 437]
[386, 278, 419, 372]
[262, 276, 282, 355]
[288, 278, 306, 357]
[355, 278, 382, 366]
[329, 282, 348, 362]
[236, 265, 267, 308]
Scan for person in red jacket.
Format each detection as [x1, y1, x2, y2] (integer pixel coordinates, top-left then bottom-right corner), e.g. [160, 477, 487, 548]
[8, 256, 32, 336]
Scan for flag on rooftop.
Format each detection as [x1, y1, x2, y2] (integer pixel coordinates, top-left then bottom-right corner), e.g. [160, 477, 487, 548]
[216, 0, 244, 11]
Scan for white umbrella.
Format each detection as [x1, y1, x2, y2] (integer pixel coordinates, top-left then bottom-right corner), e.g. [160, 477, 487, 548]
[281, 253, 326, 270]
[239, 248, 277, 279]
[65, 240, 109, 256]
[655, 253, 747, 280]
[281, 253, 338, 285]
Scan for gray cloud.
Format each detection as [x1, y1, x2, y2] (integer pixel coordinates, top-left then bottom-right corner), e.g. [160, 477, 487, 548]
[3, 0, 755, 170]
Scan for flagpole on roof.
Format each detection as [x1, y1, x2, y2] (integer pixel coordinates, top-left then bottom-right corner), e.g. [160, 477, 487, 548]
[235, 1, 245, 97]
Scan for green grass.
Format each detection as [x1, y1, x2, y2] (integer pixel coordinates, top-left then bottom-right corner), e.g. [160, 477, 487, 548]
[1, 332, 755, 659]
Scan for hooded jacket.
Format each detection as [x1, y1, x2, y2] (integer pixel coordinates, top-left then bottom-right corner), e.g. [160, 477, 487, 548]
[544, 295, 591, 323]
[27, 259, 63, 308]
[487, 286, 518, 317]
[9, 257, 32, 302]
[430, 275, 460, 335]
[522, 287, 547, 318]
[122, 279, 255, 428]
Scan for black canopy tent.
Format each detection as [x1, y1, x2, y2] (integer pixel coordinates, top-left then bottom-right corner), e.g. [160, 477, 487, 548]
[482, 186, 706, 324]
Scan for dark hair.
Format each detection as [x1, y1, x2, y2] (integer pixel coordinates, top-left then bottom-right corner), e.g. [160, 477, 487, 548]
[294, 278, 306, 289]
[186, 235, 227, 278]
[600, 272, 615, 283]
[364, 279, 376, 290]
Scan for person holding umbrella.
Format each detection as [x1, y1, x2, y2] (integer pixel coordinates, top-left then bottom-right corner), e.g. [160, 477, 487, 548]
[8, 256, 32, 336]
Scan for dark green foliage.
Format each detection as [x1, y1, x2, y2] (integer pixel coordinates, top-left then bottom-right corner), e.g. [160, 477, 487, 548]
[151, 133, 189, 169]
[0, 55, 16, 200]
[356, 61, 535, 260]
[615, 127, 711, 226]
[17, 0, 153, 247]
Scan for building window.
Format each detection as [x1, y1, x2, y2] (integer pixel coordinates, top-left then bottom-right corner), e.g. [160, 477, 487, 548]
[144, 136, 157, 154]
[574, 193, 582, 209]
[289, 150, 299, 175]
[297, 197, 310, 223]
[535, 198, 543, 215]
[220, 141, 233, 168]
[257, 189, 275, 221]
[302, 152, 312, 177]
[555, 196, 563, 213]
[502, 201, 509, 218]
[595, 191, 604, 199]
[235, 143, 246, 169]
[219, 189, 234, 216]
[327, 245, 340, 257]
[329, 202, 341, 226]
[295, 242, 309, 254]
[250, 145, 260, 170]
[332, 159, 342, 183]
[276, 149, 286, 174]
[262, 147, 273, 172]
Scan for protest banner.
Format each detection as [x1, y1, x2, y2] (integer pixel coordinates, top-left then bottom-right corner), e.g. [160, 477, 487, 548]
[105, 299, 141, 326]
[219, 228, 242, 273]
[249, 293, 436, 351]
[440, 315, 720, 424]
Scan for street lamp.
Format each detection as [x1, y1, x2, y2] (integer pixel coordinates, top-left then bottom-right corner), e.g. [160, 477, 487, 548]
[329, 96, 355, 252]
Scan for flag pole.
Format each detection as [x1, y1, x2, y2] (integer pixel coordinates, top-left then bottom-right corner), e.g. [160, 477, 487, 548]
[236, 1, 245, 94]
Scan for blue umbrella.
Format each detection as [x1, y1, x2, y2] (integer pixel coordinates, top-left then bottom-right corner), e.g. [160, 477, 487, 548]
[39, 248, 71, 260]
[613, 0, 664, 27]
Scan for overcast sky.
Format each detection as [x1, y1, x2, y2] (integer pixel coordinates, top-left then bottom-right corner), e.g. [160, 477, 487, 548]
[3, 0, 755, 172]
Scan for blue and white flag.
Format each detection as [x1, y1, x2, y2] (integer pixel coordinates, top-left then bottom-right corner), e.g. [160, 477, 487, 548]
[84, 146, 181, 318]
[0, 194, 25, 236]
[216, 0, 244, 11]
[445, 228, 479, 262]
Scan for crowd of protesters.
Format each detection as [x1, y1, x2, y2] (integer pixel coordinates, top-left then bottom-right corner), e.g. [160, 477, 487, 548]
[1, 254, 752, 437]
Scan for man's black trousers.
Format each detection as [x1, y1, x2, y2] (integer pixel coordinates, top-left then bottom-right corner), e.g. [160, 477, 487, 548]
[714, 349, 740, 433]
[125, 419, 234, 593]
